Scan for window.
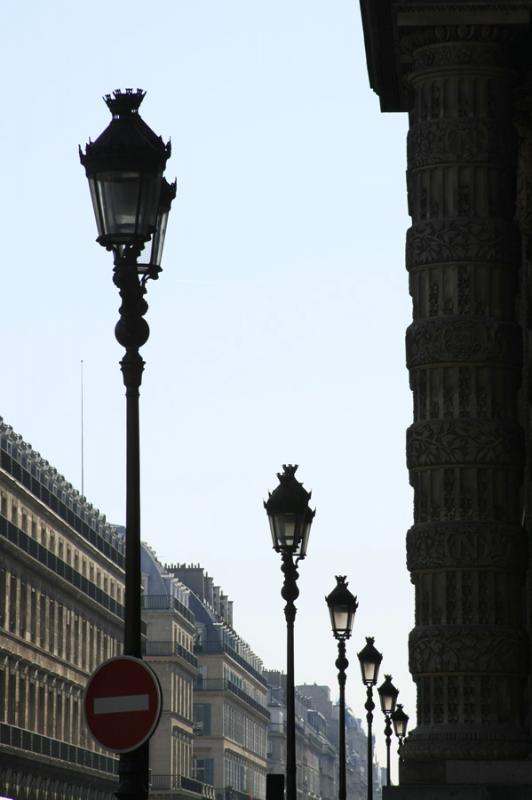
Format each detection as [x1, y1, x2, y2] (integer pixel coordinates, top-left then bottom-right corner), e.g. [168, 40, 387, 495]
[21, 511, 27, 532]
[9, 573, 17, 632]
[0, 568, 5, 628]
[193, 703, 211, 736]
[10, 503, 17, 524]
[0, 493, 7, 516]
[30, 588, 37, 641]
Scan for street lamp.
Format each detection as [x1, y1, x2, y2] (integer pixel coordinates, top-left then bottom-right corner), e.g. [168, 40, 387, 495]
[325, 576, 358, 800]
[357, 637, 382, 800]
[377, 674, 399, 787]
[80, 89, 174, 800]
[391, 704, 409, 775]
[264, 465, 315, 800]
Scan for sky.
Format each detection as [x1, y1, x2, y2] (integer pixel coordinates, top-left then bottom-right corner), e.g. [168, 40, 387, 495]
[0, 0, 412, 776]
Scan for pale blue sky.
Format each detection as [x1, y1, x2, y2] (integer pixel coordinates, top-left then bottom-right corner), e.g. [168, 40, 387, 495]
[1, 0, 412, 773]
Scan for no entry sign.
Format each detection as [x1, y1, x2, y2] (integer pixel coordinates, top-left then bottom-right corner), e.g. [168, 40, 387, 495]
[84, 656, 162, 753]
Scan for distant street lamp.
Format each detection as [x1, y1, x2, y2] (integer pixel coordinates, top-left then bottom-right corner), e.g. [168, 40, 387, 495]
[264, 465, 315, 800]
[325, 576, 358, 800]
[357, 637, 383, 800]
[377, 674, 399, 786]
[391, 703, 409, 773]
[80, 89, 175, 800]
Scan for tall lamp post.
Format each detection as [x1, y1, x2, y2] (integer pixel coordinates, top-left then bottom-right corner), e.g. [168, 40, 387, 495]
[357, 637, 382, 800]
[391, 704, 409, 773]
[80, 89, 175, 800]
[377, 674, 399, 787]
[325, 576, 358, 800]
[264, 465, 315, 800]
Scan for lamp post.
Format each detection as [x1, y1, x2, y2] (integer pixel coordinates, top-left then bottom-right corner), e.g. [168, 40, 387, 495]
[391, 704, 409, 775]
[325, 576, 358, 800]
[80, 89, 175, 800]
[264, 465, 315, 800]
[377, 674, 399, 787]
[357, 637, 382, 800]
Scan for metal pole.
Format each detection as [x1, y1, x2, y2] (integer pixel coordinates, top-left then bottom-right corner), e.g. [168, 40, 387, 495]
[113, 252, 151, 800]
[281, 552, 299, 800]
[336, 640, 348, 800]
[384, 713, 392, 786]
[365, 686, 374, 800]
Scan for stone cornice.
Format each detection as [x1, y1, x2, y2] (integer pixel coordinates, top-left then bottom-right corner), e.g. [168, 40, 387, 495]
[359, 0, 532, 112]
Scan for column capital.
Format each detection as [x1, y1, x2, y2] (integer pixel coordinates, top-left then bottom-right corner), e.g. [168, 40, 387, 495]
[359, 0, 532, 111]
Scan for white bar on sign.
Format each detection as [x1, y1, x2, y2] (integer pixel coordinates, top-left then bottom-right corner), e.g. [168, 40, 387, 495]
[94, 693, 149, 714]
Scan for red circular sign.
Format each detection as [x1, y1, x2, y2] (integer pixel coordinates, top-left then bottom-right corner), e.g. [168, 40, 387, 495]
[84, 656, 162, 753]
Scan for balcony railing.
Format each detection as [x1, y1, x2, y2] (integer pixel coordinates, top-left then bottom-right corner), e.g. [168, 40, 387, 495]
[194, 679, 270, 720]
[142, 594, 195, 623]
[195, 640, 267, 686]
[143, 640, 198, 667]
[0, 722, 117, 774]
[150, 774, 215, 798]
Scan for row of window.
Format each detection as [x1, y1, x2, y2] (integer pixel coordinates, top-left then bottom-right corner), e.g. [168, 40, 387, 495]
[223, 665, 267, 708]
[0, 661, 105, 755]
[223, 703, 267, 757]
[0, 569, 121, 672]
[1, 489, 123, 604]
[172, 669, 193, 721]
[171, 726, 193, 778]
[224, 752, 266, 799]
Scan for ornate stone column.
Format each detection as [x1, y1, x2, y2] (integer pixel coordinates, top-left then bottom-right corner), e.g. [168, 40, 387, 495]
[402, 25, 530, 778]
[358, 3, 532, 793]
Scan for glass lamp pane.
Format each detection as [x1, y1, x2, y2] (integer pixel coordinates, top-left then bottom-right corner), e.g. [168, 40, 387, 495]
[333, 609, 350, 633]
[298, 517, 311, 559]
[91, 170, 162, 246]
[278, 515, 297, 548]
[360, 657, 381, 685]
[149, 207, 169, 267]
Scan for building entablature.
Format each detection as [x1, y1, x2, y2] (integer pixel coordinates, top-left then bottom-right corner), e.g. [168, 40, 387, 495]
[0, 419, 124, 567]
[359, 0, 532, 112]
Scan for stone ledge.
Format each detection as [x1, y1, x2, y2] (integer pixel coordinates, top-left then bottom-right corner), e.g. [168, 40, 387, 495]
[383, 784, 532, 800]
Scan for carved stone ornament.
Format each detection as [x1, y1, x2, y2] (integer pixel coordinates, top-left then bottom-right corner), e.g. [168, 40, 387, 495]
[513, 104, 532, 236]
[400, 22, 519, 56]
[407, 419, 524, 468]
[406, 317, 521, 368]
[407, 119, 513, 169]
[406, 219, 519, 268]
[406, 521, 527, 571]
[409, 624, 528, 674]
[411, 41, 509, 71]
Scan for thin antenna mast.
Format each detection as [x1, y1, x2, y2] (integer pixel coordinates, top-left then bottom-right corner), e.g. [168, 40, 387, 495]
[81, 359, 85, 496]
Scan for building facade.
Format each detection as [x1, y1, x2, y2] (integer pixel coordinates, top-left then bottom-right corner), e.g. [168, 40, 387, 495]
[265, 673, 376, 800]
[140, 544, 215, 800]
[167, 565, 269, 800]
[0, 419, 124, 799]
[358, 1, 532, 797]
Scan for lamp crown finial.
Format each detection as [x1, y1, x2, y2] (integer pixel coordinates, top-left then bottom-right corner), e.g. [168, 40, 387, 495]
[279, 463, 298, 481]
[104, 88, 146, 117]
[336, 575, 348, 586]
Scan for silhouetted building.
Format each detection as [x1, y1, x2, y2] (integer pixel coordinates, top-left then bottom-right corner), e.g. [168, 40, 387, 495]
[359, 1, 532, 797]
